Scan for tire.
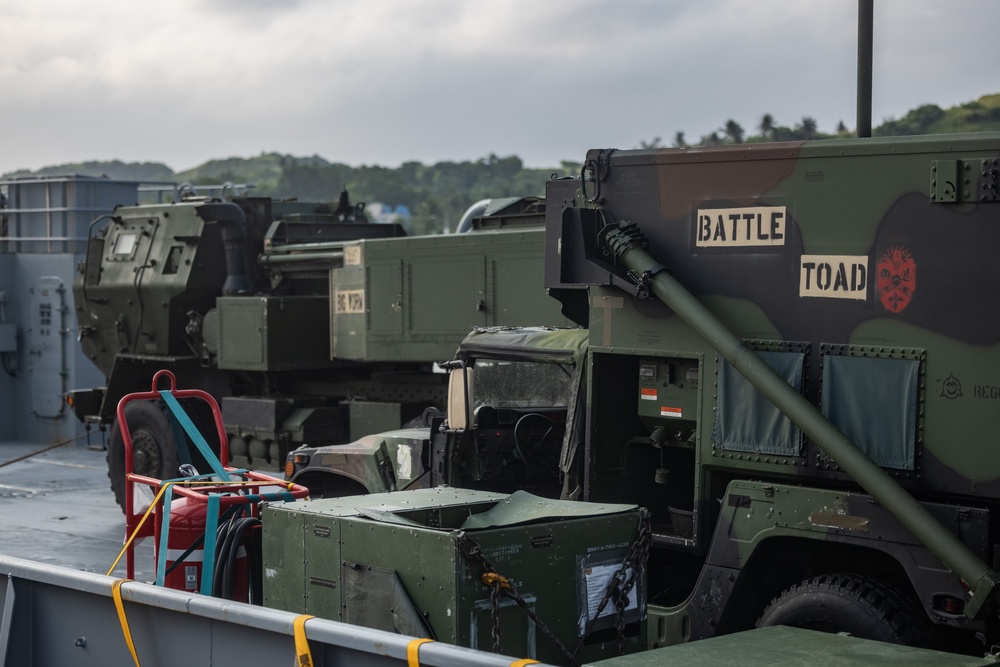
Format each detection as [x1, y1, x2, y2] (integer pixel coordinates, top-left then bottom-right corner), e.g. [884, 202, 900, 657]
[107, 400, 179, 513]
[756, 573, 932, 647]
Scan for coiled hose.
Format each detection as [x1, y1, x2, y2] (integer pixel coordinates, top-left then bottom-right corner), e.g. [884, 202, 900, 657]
[212, 509, 263, 604]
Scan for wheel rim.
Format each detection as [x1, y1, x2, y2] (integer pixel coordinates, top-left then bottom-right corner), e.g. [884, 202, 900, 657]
[131, 429, 163, 477]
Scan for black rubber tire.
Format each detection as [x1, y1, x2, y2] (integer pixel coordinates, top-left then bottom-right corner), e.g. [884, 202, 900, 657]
[756, 573, 932, 647]
[107, 400, 179, 513]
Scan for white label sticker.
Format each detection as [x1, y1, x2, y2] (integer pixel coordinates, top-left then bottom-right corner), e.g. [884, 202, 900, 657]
[344, 245, 362, 266]
[335, 289, 365, 314]
[695, 206, 786, 247]
[799, 255, 868, 300]
[581, 562, 638, 633]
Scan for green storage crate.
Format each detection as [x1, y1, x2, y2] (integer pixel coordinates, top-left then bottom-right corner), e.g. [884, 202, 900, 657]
[263, 487, 647, 664]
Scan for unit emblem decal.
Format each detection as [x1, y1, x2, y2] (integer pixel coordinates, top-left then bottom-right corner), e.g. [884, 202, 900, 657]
[940, 374, 963, 400]
[877, 246, 916, 313]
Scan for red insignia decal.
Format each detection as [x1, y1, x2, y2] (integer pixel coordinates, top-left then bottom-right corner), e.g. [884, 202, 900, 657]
[877, 246, 916, 313]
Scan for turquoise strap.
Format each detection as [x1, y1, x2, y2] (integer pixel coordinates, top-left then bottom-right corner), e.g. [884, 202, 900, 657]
[200, 494, 221, 595]
[159, 390, 229, 479]
[243, 490, 296, 503]
[155, 484, 175, 587]
[167, 415, 193, 467]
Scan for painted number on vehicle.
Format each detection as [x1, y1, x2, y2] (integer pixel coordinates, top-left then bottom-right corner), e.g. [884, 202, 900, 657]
[696, 206, 786, 247]
[335, 289, 365, 314]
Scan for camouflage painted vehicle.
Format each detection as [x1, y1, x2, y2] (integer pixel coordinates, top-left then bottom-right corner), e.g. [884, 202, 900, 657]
[69, 193, 570, 508]
[288, 132, 1000, 654]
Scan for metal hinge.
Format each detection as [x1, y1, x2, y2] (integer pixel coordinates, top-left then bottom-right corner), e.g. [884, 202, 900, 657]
[930, 158, 1000, 203]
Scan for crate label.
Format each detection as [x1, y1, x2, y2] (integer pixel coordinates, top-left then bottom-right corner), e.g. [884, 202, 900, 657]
[344, 244, 362, 266]
[531, 535, 553, 548]
[309, 577, 338, 590]
[582, 562, 638, 629]
[335, 289, 365, 314]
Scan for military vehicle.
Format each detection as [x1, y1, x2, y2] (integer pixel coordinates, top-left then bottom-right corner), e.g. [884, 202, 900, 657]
[286, 132, 1000, 654]
[68, 192, 570, 508]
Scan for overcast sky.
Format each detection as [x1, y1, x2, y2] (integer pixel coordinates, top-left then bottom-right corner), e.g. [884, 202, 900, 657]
[1, 0, 998, 175]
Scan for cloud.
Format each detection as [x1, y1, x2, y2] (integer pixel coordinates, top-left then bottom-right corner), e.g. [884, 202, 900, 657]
[0, 0, 997, 174]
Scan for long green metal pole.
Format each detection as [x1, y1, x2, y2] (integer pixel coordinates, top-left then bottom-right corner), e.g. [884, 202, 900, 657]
[604, 222, 998, 619]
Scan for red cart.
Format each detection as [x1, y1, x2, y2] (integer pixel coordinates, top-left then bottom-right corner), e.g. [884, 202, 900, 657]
[111, 369, 309, 602]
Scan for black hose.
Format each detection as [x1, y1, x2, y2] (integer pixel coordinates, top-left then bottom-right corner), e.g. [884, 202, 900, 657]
[212, 511, 263, 604]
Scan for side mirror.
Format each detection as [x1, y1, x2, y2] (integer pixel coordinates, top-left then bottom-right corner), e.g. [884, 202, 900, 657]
[446, 366, 474, 430]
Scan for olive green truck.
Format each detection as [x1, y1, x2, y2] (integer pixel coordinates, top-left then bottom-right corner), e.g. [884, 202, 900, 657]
[287, 133, 1000, 654]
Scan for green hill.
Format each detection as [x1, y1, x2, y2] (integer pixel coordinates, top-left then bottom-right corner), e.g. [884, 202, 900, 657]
[4, 93, 998, 234]
[876, 94, 1000, 136]
[173, 153, 333, 192]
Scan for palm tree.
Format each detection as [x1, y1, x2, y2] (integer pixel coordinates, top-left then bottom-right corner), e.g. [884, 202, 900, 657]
[797, 116, 819, 140]
[757, 113, 775, 139]
[672, 131, 688, 148]
[723, 119, 745, 144]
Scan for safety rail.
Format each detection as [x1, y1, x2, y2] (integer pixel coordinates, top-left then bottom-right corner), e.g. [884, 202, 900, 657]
[0, 555, 546, 667]
[115, 369, 309, 592]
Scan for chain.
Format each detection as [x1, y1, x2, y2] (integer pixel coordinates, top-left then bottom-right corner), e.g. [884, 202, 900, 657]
[572, 510, 653, 656]
[458, 537, 504, 653]
[458, 533, 578, 665]
[617, 511, 652, 652]
[457, 512, 651, 663]
[490, 577, 503, 653]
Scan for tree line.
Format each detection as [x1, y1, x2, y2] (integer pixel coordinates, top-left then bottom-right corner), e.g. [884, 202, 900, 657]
[651, 95, 1000, 149]
[7, 95, 997, 236]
